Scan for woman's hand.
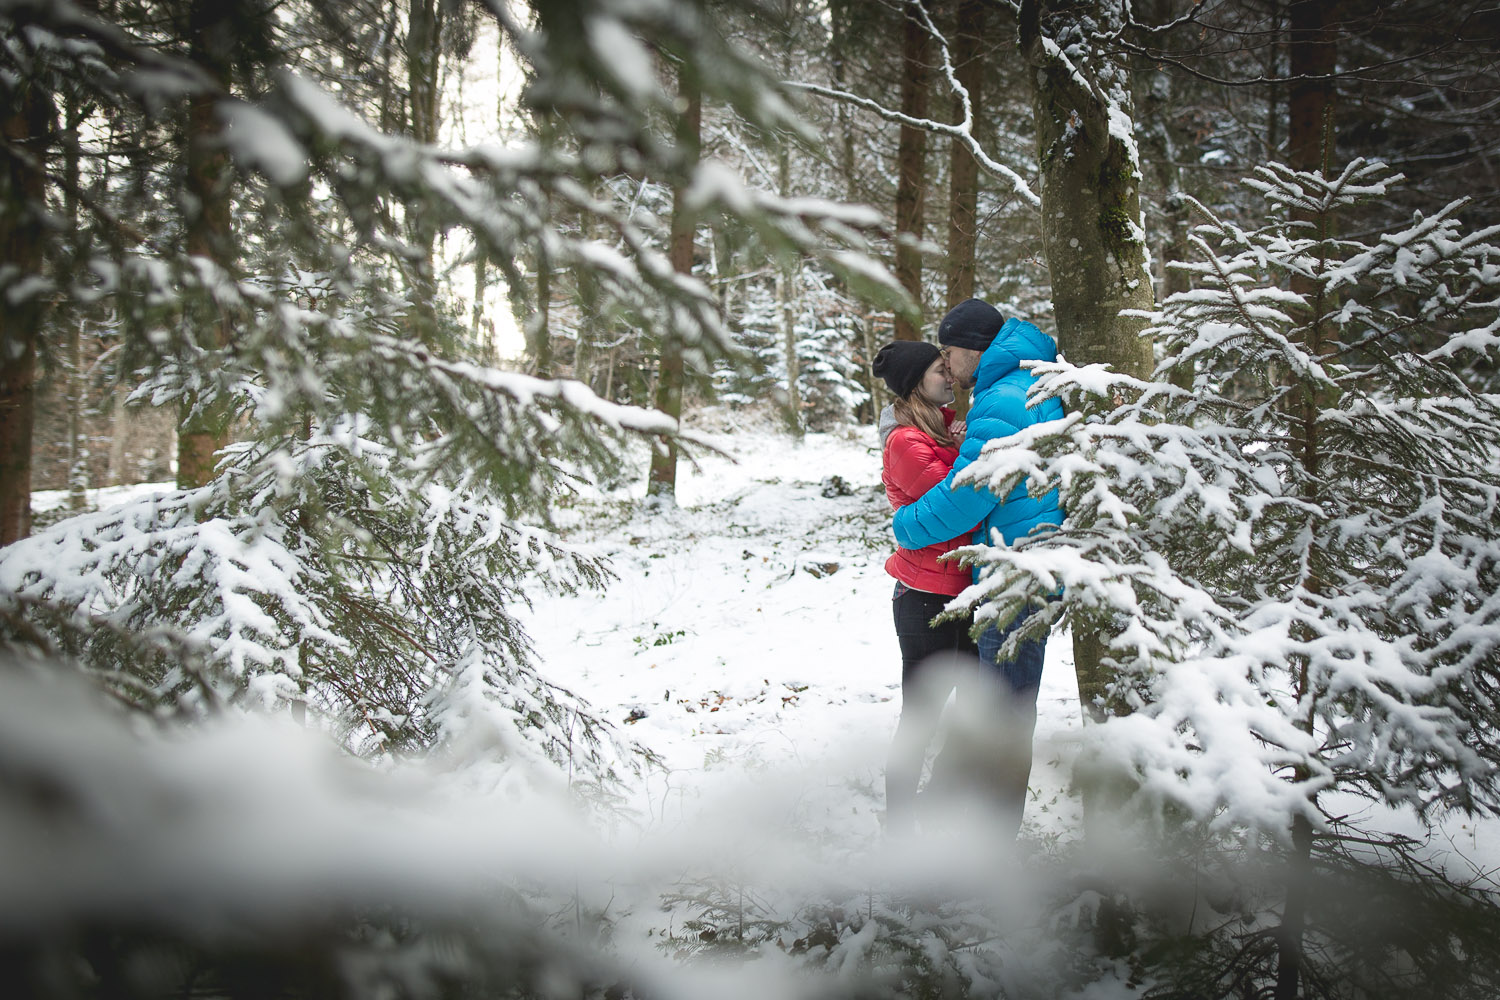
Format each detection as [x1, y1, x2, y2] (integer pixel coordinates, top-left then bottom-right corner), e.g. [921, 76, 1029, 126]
[951, 420, 966, 446]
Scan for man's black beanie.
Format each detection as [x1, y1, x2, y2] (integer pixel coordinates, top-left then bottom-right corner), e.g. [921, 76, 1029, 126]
[871, 340, 940, 398]
[938, 298, 1004, 351]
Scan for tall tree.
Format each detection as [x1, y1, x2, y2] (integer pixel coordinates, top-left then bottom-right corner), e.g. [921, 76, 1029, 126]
[175, 0, 241, 489]
[962, 157, 1500, 998]
[1276, 5, 1340, 996]
[1019, 0, 1155, 722]
[648, 67, 700, 497]
[0, 48, 52, 544]
[893, 0, 931, 342]
[404, 0, 445, 347]
[944, 0, 984, 311]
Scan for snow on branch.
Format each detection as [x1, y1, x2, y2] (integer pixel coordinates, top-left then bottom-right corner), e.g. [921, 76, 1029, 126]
[956, 160, 1500, 842]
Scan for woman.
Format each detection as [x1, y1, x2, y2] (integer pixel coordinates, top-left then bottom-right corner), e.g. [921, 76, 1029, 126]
[871, 340, 976, 837]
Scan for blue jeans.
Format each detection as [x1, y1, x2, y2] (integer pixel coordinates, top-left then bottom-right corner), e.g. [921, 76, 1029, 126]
[927, 604, 1049, 834]
[977, 606, 1047, 707]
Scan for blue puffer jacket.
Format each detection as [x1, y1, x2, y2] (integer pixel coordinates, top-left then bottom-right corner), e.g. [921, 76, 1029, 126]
[892, 317, 1065, 564]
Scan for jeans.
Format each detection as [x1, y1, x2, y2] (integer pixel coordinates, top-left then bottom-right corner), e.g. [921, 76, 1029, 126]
[888, 585, 1051, 838]
[963, 607, 1049, 829]
[886, 583, 977, 835]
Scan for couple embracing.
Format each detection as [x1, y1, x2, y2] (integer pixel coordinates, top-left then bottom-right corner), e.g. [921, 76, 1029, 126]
[872, 298, 1064, 840]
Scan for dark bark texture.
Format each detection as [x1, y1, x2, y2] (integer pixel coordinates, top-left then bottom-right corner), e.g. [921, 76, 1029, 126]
[1020, 0, 1156, 722]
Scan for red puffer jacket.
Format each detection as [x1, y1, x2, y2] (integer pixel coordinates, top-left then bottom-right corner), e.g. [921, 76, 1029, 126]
[882, 409, 974, 596]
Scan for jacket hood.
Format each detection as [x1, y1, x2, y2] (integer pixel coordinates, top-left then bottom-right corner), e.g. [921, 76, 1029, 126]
[972, 317, 1057, 394]
[878, 403, 900, 446]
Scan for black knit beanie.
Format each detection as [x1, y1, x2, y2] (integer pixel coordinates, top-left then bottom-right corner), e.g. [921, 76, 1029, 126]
[871, 341, 940, 398]
[937, 298, 1005, 351]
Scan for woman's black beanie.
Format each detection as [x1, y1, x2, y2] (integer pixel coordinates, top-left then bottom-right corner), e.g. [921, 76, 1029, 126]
[871, 341, 941, 398]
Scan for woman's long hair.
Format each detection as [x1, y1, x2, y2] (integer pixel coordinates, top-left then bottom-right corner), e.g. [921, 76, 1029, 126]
[893, 389, 954, 449]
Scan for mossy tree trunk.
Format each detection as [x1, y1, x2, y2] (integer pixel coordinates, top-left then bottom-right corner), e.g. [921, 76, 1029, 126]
[1019, 0, 1155, 724]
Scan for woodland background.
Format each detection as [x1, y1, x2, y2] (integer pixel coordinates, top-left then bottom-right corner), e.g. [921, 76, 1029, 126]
[4, 1, 1500, 998]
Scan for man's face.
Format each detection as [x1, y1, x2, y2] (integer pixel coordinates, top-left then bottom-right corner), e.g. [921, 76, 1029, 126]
[942, 347, 983, 390]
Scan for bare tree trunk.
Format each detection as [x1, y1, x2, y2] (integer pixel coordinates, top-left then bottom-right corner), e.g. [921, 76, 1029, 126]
[945, 0, 985, 417]
[1288, 0, 1337, 176]
[648, 72, 700, 498]
[405, 0, 442, 345]
[777, 265, 803, 437]
[106, 388, 129, 487]
[472, 251, 488, 356]
[177, 0, 236, 489]
[528, 249, 554, 376]
[0, 78, 53, 543]
[776, 135, 803, 437]
[830, 0, 878, 423]
[893, 0, 932, 342]
[1136, 2, 1191, 388]
[945, 0, 984, 311]
[63, 94, 89, 511]
[1020, 0, 1155, 723]
[1274, 7, 1339, 996]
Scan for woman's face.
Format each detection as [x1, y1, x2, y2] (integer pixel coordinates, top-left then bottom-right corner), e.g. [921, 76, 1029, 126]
[916, 356, 954, 405]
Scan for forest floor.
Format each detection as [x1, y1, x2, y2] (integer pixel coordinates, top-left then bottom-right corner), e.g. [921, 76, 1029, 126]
[29, 408, 1499, 994]
[525, 406, 1089, 851]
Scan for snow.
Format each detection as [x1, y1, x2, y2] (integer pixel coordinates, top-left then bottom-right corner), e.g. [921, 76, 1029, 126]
[521, 410, 1086, 841]
[220, 99, 308, 186]
[28, 413, 1087, 849]
[13, 405, 1500, 992]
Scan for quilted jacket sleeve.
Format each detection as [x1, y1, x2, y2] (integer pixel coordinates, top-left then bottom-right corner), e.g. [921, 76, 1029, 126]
[884, 429, 954, 503]
[892, 411, 1016, 550]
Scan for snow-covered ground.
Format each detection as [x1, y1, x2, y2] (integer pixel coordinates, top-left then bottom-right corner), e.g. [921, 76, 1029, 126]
[29, 409, 1087, 848]
[22, 410, 1500, 995]
[524, 408, 1087, 846]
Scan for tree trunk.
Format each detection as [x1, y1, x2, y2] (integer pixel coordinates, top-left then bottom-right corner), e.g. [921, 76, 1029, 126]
[472, 251, 489, 357]
[1274, 15, 1338, 992]
[830, 0, 879, 423]
[64, 94, 89, 511]
[177, 0, 237, 489]
[776, 130, 803, 437]
[0, 79, 53, 544]
[1288, 0, 1338, 176]
[945, 0, 985, 416]
[405, 0, 442, 345]
[528, 244, 554, 377]
[777, 264, 803, 437]
[893, 0, 932, 342]
[1135, 2, 1191, 387]
[945, 0, 984, 311]
[1020, 0, 1155, 723]
[1275, 807, 1317, 1000]
[648, 72, 700, 498]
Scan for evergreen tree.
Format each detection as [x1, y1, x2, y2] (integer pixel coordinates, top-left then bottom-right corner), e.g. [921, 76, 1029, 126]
[957, 159, 1500, 995]
[0, 0, 898, 784]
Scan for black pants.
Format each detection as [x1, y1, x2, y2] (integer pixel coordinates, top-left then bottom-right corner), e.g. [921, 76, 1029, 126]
[886, 583, 977, 833]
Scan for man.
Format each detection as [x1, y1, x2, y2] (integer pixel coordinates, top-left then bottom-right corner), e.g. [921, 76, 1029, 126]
[891, 297, 1065, 833]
